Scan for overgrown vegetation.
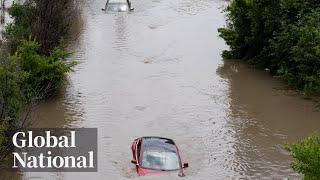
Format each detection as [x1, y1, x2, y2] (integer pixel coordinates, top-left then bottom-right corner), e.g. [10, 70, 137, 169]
[218, 0, 320, 95]
[285, 132, 320, 180]
[0, 52, 25, 155]
[6, 0, 78, 54]
[219, 1, 320, 177]
[0, 0, 78, 161]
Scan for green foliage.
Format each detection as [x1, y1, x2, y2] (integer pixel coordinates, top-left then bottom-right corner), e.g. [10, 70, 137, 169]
[5, 2, 32, 53]
[0, 40, 73, 158]
[0, 0, 76, 158]
[218, 0, 320, 94]
[11, 40, 73, 99]
[0, 40, 73, 154]
[218, 0, 281, 61]
[0, 53, 26, 154]
[0, 54, 26, 122]
[6, 0, 78, 54]
[285, 132, 320, 179]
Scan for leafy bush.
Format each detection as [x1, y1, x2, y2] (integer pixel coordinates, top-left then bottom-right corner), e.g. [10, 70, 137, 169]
[0, 53, 26, 120]
[0, 0, 77, 159]
[285, 132, 320, 180]
[0, 41, 73, 160]
[6, 0, 78, 54]
[5, 3, 31, 54]
[0, 53, 26, 155]
[218, 0, 320, 95]
[10, 40, 73, 99]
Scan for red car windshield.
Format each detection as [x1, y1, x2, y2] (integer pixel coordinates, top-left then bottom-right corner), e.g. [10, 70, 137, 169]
[140, 137, 181, 171]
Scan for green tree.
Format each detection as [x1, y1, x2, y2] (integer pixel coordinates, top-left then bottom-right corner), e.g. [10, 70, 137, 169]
[218, 0, 320, 95]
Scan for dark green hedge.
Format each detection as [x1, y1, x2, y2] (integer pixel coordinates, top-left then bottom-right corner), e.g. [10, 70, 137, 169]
[218, 0, 320, 95]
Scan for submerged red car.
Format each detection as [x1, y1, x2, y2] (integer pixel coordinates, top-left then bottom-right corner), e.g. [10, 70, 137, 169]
[131, 136, 188, 176]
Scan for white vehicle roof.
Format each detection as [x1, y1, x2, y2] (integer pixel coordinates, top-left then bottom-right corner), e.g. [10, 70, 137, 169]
[108, 0, 128, 3]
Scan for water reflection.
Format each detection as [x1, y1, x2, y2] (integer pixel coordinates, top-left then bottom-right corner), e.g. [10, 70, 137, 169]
[113, 14, 129, 52]
[217, 60, 320, 178]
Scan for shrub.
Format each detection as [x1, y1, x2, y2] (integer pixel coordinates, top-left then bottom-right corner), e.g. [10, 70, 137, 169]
[0, 0, 77, 161]
[0, 40, 74, 159]
[0, 53, 26, 122]
[6, 0, 78, 54]
[0, 52, 26, 155]
[218, 0, 320, 94]
[10, 40, 73, 99]
[285, 132, 320, 180]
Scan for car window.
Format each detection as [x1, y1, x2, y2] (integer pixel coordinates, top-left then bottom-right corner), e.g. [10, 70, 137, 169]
[137, 140, 141, 162]
[140, 137, 181, 171]
[106, 3, 129, 12]
[141, 150, 180, 171]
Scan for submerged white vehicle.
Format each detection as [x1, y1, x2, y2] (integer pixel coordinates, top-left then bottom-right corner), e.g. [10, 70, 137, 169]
[102, 0, 134, 12]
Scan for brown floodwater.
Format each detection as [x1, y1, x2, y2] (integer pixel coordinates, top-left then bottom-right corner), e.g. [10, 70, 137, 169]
[3, 0, 320, 179]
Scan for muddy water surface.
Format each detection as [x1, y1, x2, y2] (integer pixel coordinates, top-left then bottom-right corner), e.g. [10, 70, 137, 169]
[5, 0, 320, 179]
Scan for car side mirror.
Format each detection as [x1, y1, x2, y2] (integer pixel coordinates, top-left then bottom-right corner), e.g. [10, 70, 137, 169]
[183, 163, 189, 168]
[101, 8, 105, 11]
[131, 160, 137, 164]
[130, 8, 134, 11]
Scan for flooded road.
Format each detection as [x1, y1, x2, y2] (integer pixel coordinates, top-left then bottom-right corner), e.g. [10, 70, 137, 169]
[6, 0, 320, 179]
